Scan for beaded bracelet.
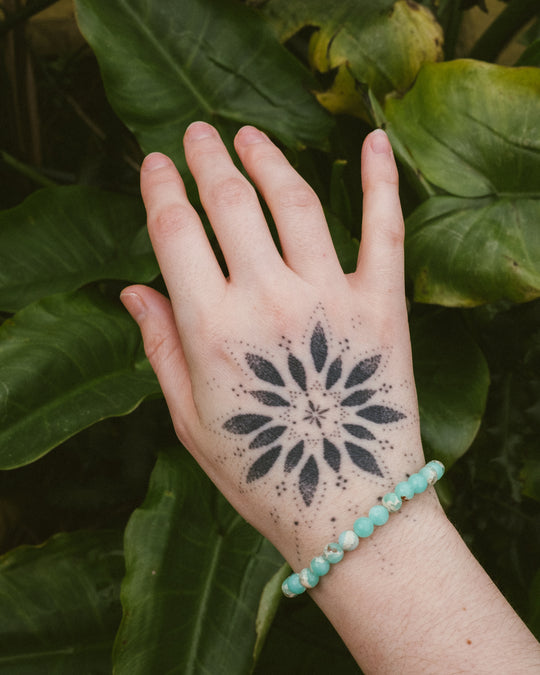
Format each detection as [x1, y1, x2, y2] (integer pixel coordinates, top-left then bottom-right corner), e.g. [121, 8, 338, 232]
[282, 459, 445, 598]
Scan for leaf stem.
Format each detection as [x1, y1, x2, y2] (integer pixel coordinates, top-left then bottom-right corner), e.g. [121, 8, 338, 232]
[469, 0, 540, 63]
[0, 150, 58, 188]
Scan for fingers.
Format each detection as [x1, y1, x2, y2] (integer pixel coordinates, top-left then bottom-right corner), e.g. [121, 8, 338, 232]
[120, 285, 198, 441]
[234, 126, 342, 284]
[183, 122, 285, 284]
[140, 152, 226, 312]
[352, 130, 406, 302]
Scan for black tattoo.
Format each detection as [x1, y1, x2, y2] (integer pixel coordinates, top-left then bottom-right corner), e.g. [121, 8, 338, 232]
[221, 317, 407, 508]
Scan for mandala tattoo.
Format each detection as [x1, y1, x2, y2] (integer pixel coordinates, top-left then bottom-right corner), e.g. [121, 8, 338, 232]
[220, 316, 407, 509]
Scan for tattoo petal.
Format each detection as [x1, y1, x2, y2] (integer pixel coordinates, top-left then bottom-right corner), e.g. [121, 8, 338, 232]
[325, 356, 342, 390]
[345, 442, 383, 477]
[299, 455, 319, 507]
[344, 355, 381, 389]
[341, 389, 376, 407]
[284, 441, 304, 473]
[288, 353, 307, 391]
[223, 414, 272, 434]
[248, 425, 287, 449]
[311, 322, 328, 373]
[246, 354, 285, 386]
[343, 424, 376, 441]
[250, 391, 290, 407]
[356, 406, 406, 424]
[323, 438, 341, 472]
[246, 446, 281, 482]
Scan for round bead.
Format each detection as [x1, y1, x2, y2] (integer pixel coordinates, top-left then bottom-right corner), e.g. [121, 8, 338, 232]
[395, 480, 415, 500]
[408, 472, 428, 494]
[369, 504, 390, 526]
[284, 573, 305, 596]
[310, 555, 331, 576]
[419, 465, 438, 486]
[353, 516, 374, 538]
[281, 578, 297, 598]
[338, 529, 359, 551]
[299, 567, 319, 589]
[382, 491, 402, 512]
[426, 460, 445, 481]
[323, 542, 344, 564]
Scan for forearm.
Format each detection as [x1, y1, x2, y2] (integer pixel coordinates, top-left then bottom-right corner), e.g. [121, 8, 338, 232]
[306, 491, 540, 673]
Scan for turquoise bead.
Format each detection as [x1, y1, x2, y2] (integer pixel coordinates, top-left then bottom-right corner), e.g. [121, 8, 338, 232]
[408, 472, 428, 494]
[419, 464, 438, 486]
[353, 516, 374, 538]
[382, 492, 402, 512]
[323, 542, 344, 563]
[395, 480, 415, 500]
[299, 567, 319, 589]
[310, 555, 331, 576]
[338, 529, 359, 551]
[426, 460, 445, 481]
[281, 578, 297, 598]
[369, 504, 390, 526]
[284, 573, 306, 596]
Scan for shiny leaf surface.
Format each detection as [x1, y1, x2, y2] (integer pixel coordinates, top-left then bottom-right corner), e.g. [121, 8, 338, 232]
[0, 290, 160, 469]
[74, 0, 332, 172]
[114, 449, 284, 674]
[0, 186, 157, 312]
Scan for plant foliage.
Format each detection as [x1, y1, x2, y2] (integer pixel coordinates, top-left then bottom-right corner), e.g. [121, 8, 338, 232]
[0, 0, 539, 671]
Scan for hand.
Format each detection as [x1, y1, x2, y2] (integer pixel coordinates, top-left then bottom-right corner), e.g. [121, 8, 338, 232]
[121, 122, 427, 566]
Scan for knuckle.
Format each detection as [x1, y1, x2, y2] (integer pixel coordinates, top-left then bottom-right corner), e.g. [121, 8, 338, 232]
[209, 176, 255, 209]
[151, 203, 193, 238]
[277, 182, 319, 211]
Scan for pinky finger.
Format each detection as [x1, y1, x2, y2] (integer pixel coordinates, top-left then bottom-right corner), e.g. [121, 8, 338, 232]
[353, 130, 405, 301]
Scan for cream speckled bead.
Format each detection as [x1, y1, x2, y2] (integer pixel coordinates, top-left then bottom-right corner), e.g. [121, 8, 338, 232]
[338, 529, 359, 551]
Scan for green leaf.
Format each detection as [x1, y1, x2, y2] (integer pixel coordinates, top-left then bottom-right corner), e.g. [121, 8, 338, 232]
[385, 60, 540, 198]
[406, 196, 540, 306]
[74, 0, 332, 172]
[0, 186, 158, 312]
[386, 60, 540, 306]
[411, 308, 490, 466]
[0, 530, 124, 674]
[0, 290, 160, 469]
[261, 0, 443, 119]
[253, 562, 290, 665]
[114, 449, 284, 675]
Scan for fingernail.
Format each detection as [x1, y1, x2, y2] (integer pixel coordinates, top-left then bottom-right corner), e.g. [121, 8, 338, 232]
[120, 291, 146, 322]
[370, 129, 391, 155]
[185, 121, 215, 140]
[237, 125, 267, 145]
[143, 152, 170, 171]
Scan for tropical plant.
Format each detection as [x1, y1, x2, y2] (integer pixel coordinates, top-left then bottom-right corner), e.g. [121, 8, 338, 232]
[0, 0, 539, 672]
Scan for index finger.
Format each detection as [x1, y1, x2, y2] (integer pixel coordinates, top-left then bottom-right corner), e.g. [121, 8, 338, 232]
[140, 151, 227, 313]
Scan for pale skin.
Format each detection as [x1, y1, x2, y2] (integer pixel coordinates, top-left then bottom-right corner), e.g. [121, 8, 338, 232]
[121, 122, 540, 673]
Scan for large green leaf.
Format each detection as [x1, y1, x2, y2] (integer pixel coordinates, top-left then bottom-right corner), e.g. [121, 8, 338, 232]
[114, 449, 284, 675]
[74, 0, 332, 172]
[384, 60, 540, 306]
[385, 60, 540, 198]
[0, 290, 160, 469]
[406, 196, 540, 306]
[411, 308, 490, 467]
[260, 0, 443, 119]
[0, 530, 124, 674]
[0, 186, 158, 312]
